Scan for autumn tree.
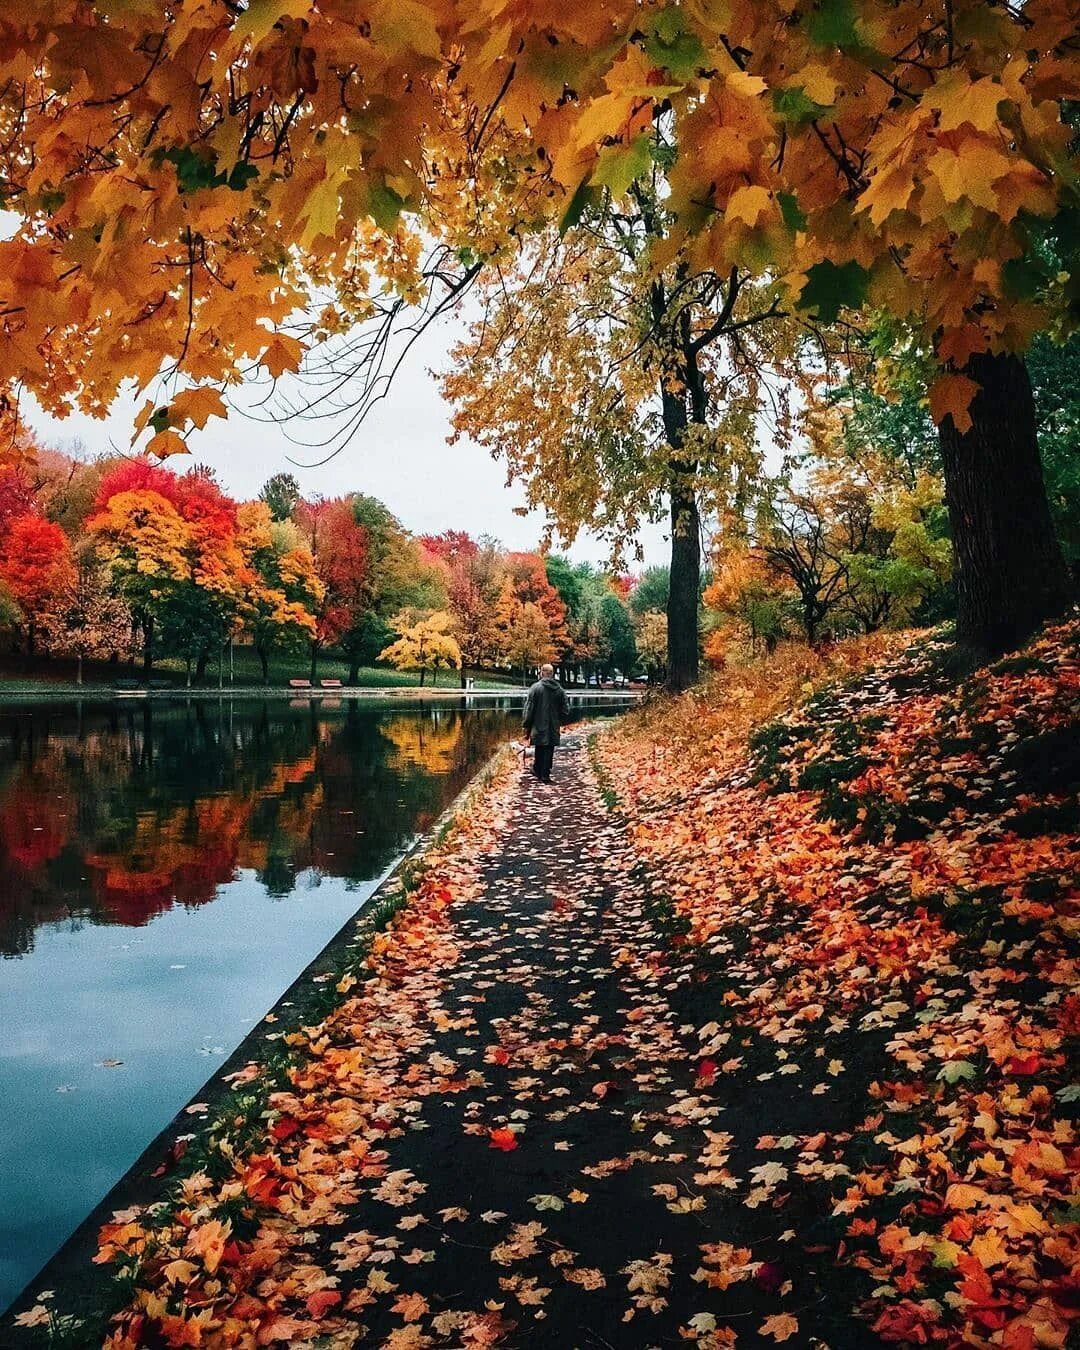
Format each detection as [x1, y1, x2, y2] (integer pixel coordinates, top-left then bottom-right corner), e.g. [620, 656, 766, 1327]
[504, 553, 571, 665]
[294, 497, 368, 683]
[494, 580, 556, 685]
[378, 610, 461, 687]
[423, 531, 505, 687]
[241, 505, 323, 684]
[635, 609, 669, 685]
[349, 496, 448, 677]
[444, 186, 787, 693]
[0, 513, 75, 655]
[37, 545, 131, 684]
[91, 462, 252, 680]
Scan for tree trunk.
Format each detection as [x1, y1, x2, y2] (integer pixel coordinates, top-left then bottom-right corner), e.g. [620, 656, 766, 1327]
[667, 474, 700, 693]
[258, 644, 269, 685]
[460, 665, 468, 689]
[938, 351, 1072, 654]
[76, 653, 83, 686]
[419, 668, 425, 687]
[142, 615, 154, 677]
[349, 660, 359, 687]
[195, 647, 209, 682]
[309, 641, 318, 683]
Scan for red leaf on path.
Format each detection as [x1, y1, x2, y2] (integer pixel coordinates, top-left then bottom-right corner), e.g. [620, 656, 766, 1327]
[755, 1260, 783, 1292]
[697, 1058, 718, 1085]
[1004, 1054, 1041, 1076]
[489, 1128, 518, 1151]
[306, 1290, 342, 1320]
[271, 1116, 299, 1141]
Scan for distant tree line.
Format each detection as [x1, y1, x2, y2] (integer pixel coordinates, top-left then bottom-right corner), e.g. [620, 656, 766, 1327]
[0, 449, 659, 687]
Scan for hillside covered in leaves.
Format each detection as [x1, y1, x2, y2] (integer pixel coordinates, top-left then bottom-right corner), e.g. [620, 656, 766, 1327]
[599, 617, 1080, 1346]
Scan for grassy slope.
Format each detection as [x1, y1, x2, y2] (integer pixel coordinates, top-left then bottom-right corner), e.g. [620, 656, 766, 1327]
[0, 647, 516, 692]
[598, 617, 1079, 1346]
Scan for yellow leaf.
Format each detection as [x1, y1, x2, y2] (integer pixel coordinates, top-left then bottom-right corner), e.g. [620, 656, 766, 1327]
[369, 0, 442, 59]
[944, 1181, 991, 1210]
[926, 145, 1003, 212]
[170, 385, 226, 430]
[726, 185, 772, 229]
[131, 397, 156, 446]
[928, 75, 1007, 133]
[860, 165, 916, 226]
[233, 0, 311, 46]
[145, 429, 189, 459]
[928, 373, 980, 435]
[299, 174, 344, 249]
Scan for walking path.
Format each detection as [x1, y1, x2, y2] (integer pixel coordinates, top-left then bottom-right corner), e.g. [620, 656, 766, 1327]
[12, 730, 873, 1348]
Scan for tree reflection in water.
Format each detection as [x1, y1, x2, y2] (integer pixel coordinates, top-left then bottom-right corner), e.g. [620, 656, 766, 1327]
[0, 699, 519, 958]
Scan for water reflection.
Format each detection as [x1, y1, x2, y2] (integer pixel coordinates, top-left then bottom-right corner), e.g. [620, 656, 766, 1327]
[0, 696, 554, 1310]
[0, 699, 514, 958]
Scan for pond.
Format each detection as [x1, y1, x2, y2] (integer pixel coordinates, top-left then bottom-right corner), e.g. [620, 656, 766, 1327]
[0, 695, 628, 1311]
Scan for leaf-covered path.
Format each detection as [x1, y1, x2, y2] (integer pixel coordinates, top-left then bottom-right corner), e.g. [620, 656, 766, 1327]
[44, 725, 880, 1350]
[257, 728, 858, 1348]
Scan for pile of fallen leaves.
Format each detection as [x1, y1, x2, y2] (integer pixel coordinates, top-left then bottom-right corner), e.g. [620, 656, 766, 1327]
[599, 616, 1080, 1347]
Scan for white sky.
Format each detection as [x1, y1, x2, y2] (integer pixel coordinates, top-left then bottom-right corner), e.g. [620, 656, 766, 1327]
[21, 314, 673, 569]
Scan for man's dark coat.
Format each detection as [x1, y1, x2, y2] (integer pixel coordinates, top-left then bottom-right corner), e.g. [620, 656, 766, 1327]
[523, 676, 570, 747]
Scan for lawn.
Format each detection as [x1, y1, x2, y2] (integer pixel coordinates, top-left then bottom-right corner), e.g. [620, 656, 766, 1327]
[0, 646, 517, 693]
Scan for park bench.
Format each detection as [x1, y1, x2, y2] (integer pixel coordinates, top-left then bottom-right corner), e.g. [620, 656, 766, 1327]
[320, 678, 343, 688]
[114, 677, 140, 690]
[289, 678, 312, 689]
[148, 678, 173, 689]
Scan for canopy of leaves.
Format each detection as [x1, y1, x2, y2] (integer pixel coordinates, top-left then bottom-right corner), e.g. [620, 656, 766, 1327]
[1, 0, 1075, 452]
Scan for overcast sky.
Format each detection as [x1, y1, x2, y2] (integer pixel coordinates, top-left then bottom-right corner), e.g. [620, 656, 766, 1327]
[21, 313, 673, 569]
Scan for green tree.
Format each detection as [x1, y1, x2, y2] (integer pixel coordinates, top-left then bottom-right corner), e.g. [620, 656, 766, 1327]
[1028, 332, 1080, 569]
[259, 473, 301, 523]
[629, 566, 670, 617]
[599, 593, 638, 685]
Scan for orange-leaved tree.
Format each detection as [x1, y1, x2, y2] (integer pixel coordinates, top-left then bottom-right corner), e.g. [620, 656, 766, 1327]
[0, 512, 75, 655]
[1, 1, 1076, 651]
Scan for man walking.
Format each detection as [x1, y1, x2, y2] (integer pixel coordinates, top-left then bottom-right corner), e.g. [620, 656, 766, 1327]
[522, 663, 570, 783]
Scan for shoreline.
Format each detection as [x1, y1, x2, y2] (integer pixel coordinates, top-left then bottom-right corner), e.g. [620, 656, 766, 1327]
[0, 685, 643, 703]
[0, 742, 515, 1336]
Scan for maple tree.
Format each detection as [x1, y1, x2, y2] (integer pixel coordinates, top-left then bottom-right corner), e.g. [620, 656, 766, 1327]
[378, 608, 462, 686]
[0, 512, 75, 655]
[444, 202, 788, 691]
[90, 463, 255, 679]
[242, 504, 324, 684]
[423, 531, 506, 687]
[2, 0, 1074, 653]
[494, 582, 557, 684]
[294, 496, 369, 682]
[37, 546, 132, 684]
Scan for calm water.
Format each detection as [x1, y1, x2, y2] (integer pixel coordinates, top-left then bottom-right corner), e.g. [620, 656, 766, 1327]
[0, 696, 623, 1310]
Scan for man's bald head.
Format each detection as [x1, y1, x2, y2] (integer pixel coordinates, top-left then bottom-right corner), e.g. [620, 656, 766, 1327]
[540, 663, 555, 678]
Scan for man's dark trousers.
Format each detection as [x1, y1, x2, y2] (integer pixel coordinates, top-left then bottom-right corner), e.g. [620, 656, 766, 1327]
[533, 743, 555, 782]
